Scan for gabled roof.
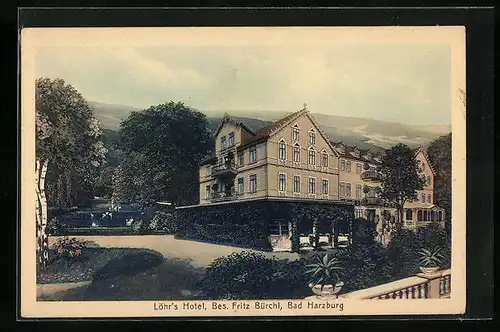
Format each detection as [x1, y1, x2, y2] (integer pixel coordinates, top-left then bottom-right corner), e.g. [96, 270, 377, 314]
[213, 113, 256, 138]
[240, 107, 307, 147]
[413, 146, 436, 176]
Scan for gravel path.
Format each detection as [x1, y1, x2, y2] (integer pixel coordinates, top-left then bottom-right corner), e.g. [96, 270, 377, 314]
[48, 235, 300, 268]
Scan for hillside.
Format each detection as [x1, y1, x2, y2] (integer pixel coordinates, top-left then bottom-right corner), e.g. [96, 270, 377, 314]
[89, 101, 450, 152]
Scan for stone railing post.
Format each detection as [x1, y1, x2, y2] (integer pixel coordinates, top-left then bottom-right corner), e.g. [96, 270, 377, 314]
[416, 271, 444, 299]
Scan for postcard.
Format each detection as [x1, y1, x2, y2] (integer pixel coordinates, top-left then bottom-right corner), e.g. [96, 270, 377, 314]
[20, 26, 466, 318]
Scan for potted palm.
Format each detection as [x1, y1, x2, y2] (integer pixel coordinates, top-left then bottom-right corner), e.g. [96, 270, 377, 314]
[418, 247, 444, 276]
[305, 254, 344, 298]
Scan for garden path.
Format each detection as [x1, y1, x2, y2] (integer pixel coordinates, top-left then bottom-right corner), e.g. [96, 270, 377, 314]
[48, 235, 300, 268]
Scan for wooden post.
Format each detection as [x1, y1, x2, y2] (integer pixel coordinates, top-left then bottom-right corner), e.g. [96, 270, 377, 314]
[312, 217, 319, 249]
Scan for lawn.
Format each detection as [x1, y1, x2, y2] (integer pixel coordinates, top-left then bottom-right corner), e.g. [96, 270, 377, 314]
[37, 247, 205, 301]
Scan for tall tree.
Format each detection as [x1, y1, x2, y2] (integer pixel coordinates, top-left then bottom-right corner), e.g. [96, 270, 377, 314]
[428, 133, 452, 233]
[36, 77, 106, 266]
[380, 143, 425, 231]
[117, 101, 211, 207]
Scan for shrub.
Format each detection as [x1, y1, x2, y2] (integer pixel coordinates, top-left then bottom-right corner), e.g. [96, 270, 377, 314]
[46, 217, 67, 236]
[131, 219, 151, 234]
[199, 251, 279, 300]
[149, 211, 176, 234]
[52, 237, 87, 262]
[387, 222, 451, 279]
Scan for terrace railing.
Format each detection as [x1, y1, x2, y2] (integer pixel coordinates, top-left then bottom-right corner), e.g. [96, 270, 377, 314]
[340, 269, 451, 300]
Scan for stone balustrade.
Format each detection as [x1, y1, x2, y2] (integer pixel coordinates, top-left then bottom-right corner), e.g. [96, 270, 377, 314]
[338, 269, 451, 300]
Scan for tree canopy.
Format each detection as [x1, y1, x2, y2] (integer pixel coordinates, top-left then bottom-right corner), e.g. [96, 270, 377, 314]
[380, 143, 424, 228]
[427, 133, 452, 231]
[36, 77, 107, 206]
[114, 101, 211, 207]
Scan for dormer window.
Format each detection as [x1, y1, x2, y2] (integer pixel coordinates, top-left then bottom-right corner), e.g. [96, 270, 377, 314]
[228, 132, 235, 146]
[292, 124, 300, 141]
[220, 136, 227, 150]
[365, 153, 372, 160]
[308, 129, 316, 146]
[353, 148, 360, 158]
[338, 144, 345, 154]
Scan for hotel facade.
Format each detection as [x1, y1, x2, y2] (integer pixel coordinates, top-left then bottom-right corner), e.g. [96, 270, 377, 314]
[184, 107, 445, 251]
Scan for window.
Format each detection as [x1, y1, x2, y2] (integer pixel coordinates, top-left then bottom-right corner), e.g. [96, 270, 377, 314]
[423, 211, 428, 222]
[293, 176, 300, 193]
[417, 210, 423, 221]
[220, 136, 227, 149]
[292, 125, 300, 141]
[322, 153, 329, 167]
[293, 144, 300, 162]
[356, 184, 362, 198]
[356, 163, 362, 174]
[346, 183, 352, 197]
[428, 194, 432, 203]
[228, 132, 235, 146]
[340, 160, 346, 171]
[430, 211, 435, 221]
[406, 209, 413, 220]
[427, 176, 431, 186]
[422, 163, 426, 171]
[249, 175, 257, 193]
[308, 149, 316, 165]
[249, 146, 257, 163]
[355, 209, 363, 219]
[269, 220, 289, 236]
[321, 179, 329, 195]
[219, 158, 223, 165]
[278, 173, 286, 192]
[346, 161, 351, 172]
[237, 151, 244, 166]
[421, 193, 425, 203]
[438, 211, 443, 221]
[279, 140, 286, 160]
[340, 182, 346, 196]
[205, 185, 210, 199]
[206, 165, 212, 175]
[308, 178, 316, 194]
[237, 177, 244, 194]
[309, 130, 316, 145]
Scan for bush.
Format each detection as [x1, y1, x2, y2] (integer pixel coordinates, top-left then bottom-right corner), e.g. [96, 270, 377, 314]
[46, 217, 67, 236]
[199, 251, 277, 300]
[131, 219, 151, 234]
[149, 211, 176, 234]
[387, 222, 451, 279]
[52, 237, 87, 263]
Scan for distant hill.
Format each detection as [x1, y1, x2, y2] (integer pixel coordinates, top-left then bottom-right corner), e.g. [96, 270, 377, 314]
[89, 101, 450, 152]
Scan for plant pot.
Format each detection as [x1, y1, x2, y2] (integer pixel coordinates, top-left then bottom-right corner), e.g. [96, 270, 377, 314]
[419, 266, 440, 276]
[309, 281, 344, 299]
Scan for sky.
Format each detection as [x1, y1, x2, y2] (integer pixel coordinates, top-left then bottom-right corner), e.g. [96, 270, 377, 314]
[36, 43, 451, 126]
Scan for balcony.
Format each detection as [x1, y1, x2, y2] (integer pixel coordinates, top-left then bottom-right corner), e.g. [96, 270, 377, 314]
[361, 170, 384, 182]
[361, 196, 383, 206]
[210, 190, 242, 202]
[211, 161, 237, 177]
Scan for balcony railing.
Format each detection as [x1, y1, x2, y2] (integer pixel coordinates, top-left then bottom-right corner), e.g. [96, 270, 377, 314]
[361, 170, 384, 181]
[210, 190, 242, 202]
[340, 269, 451, 300]
[361, 196, 383, 206]
[211, 161, 237, 177]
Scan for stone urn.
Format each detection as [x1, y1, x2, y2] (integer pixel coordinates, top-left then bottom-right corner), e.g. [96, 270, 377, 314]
[419, 266, 440, 276]
[309, 281, 344, 299]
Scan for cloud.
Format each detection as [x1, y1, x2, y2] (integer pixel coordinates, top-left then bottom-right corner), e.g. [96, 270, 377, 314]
[36, 44, 451, 125]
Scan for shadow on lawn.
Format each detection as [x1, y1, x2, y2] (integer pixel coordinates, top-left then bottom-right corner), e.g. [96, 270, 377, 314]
[43, 252, 206, 301]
